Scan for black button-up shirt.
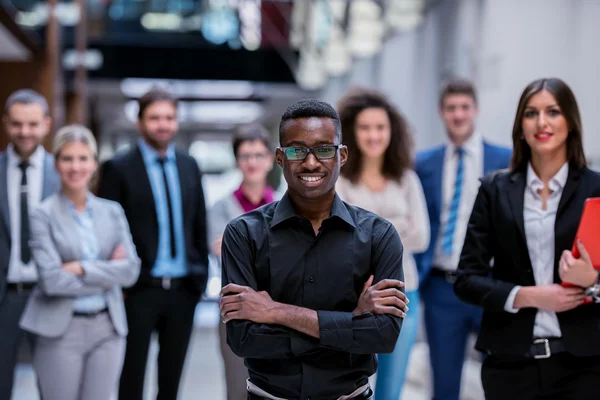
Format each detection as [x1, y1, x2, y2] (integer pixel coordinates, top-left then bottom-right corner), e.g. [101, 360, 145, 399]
[221, 193, 404, 399]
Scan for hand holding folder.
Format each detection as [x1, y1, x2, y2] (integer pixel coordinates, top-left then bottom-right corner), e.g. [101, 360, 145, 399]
[560, 198, 600, 304]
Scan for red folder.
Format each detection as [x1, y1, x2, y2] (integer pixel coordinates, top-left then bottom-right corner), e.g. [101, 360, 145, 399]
[561, 197, 600, 304]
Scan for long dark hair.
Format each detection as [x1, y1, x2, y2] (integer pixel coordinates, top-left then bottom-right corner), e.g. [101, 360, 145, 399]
[337, 87, 413, 183]
[510, 78, 587, 172]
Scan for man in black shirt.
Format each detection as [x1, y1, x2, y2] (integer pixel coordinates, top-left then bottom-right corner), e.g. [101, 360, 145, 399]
[219, 99, 407, 399]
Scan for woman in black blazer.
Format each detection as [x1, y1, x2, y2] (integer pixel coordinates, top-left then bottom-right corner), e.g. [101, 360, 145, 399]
[454, 77, 600, 400]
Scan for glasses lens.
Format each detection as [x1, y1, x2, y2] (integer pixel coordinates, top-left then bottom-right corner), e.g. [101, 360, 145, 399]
[314, 146, 336, 159]
[283, 147, 307, 161]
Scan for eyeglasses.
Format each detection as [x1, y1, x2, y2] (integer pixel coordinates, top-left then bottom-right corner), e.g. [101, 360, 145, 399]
[278, 145, 344, 161]
[237, 152, 269, 162]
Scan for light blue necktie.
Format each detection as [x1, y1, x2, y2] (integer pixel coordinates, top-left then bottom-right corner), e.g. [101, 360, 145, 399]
[442, 147, 465, 254]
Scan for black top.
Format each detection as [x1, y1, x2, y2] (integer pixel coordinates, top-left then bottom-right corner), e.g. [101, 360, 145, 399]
[97, 145, 209, 296]
[221, 193, 404, 400]
[455, 165, 600, 357]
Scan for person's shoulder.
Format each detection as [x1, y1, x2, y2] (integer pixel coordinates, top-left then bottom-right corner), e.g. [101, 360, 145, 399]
[344, 202, 395, 234]
[483, 141, 512, 160]
[226, 201, 278, 233]
[416, 144, 445, 165]
[102, 146, 138, 169]
[91, 195, 125, 215]
[400, 169, 420, 185]
[175, 148, 198, 165]
[33, 193, 60, 218]
[479, 167, 513, 193]
[580, 167, 600, 189]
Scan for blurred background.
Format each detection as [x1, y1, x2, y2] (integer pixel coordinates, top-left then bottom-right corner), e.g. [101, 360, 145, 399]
[1, 0, 599, 398]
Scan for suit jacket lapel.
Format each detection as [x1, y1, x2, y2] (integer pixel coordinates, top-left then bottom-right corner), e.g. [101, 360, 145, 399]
[176, 153, 189, 220]
[431, 147, 445, 224]
[506, 170, 527, 244]
[483, 142, 495, 174]
[88, 194, 114, 259]
[557, 164, 582, 219]
[41, 153, 59, 200]
[0, 154, 10, 235]
[132, 146, 157, 219]
[56, 194, 82, 260]
[505, 170, 537, 283]
[553, 165, 583, 283]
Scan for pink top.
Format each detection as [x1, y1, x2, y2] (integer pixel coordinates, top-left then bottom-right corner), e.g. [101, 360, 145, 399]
[233, 185, 275, 213]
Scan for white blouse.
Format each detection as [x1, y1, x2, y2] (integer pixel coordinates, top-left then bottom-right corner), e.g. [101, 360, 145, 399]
[336, 170, 430, 291]
[504, 162, 569, 338]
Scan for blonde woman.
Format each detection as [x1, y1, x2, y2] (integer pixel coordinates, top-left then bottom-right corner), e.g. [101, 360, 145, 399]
[20, 125, 141, 400]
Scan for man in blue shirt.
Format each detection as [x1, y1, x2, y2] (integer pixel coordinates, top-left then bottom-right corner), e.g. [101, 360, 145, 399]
[98, 88, 209, 400]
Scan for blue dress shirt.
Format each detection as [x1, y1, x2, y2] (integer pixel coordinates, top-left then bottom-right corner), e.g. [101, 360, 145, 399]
[69, 196, 108, 313]
[138, 139, 188, 277]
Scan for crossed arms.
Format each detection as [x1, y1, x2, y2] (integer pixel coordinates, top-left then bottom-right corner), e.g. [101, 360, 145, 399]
[219, 222, 408, 358]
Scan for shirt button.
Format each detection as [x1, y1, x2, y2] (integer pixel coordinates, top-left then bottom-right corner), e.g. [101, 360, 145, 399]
[308, 276, 315, 283]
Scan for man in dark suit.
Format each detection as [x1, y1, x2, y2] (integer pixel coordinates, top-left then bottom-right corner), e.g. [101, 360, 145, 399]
[414, 78, 511, 400]
[97, 88, 208, 400]
[0, 89, 60, 398]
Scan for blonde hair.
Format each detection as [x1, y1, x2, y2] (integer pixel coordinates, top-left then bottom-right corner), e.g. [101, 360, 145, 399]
[53, 124, 98, 159]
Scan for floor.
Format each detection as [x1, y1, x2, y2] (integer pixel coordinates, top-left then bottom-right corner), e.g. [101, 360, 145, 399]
[12, 302, 484, 400]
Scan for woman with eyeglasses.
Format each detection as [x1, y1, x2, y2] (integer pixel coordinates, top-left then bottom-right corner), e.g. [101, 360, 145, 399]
[20, 125, 140, 400]
[455, 78, 600, 399]
[335, 87, 430, 400]
[208, 124, 276, 400]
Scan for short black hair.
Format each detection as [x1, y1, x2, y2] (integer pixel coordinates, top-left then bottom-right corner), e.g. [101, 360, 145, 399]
[232, 123, 272, 158]
[278, 99, 342, 144]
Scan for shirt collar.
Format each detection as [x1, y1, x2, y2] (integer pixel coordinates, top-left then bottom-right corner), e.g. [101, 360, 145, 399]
[60, 191, 95, 215]
[526, 162, 569, 193]
[447, 131, 482, 157]
[7, 143, 46, 168]
[270, 192, 356, 229]
[138, 138, 176, 164]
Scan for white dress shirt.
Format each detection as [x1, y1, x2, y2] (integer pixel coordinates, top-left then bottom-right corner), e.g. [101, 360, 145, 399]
[433, 132, 484, 271]
[6, 144, 45, 283]
[504, 162, 569, 338]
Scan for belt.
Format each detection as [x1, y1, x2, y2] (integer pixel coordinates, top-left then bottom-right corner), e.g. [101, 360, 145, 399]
[149, 276, 186, 290]
[73, 308, 108, 318]
[247, 384, 372, 400]
[525, 338, 566, 359]
[430, 267, 458, 284]
[7, 282, 36, 293]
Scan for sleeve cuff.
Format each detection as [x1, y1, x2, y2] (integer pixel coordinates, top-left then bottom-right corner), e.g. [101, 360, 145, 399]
[289, 330, 319, 356]
[317, 310, 353, 351]
[504, 285, 522, 313]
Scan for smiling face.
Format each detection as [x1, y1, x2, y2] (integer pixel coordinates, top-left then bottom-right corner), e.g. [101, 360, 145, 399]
[354, 107, 391, 160]
[521, 89, 569, 162]
[3, 102, 51, 159]
[277, 117, 347, 201]
[237, 140, 274, 185]
[55, 141, 98, 192]
[137, 100, 178, 151]
[440, 94, 477, 145]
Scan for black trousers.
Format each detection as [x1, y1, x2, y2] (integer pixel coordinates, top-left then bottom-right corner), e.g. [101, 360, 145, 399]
[0, 288, 34, 399]
[482, 352, 600, 400]
[118, 286, 199, 400]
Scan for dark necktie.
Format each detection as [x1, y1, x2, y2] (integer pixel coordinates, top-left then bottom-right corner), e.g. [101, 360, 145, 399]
[19, 160, 31, 264]
[157, 157, 176, 258]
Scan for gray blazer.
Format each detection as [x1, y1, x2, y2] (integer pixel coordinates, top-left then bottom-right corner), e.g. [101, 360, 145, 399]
[20, 192, 141, 338]
[0, 151, 60, 302]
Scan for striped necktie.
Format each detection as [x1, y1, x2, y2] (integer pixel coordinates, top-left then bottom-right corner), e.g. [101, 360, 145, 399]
[442, 147, 465, 254]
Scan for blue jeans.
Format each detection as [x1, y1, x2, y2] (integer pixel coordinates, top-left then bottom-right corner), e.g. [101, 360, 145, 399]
[374, 290, 420, 400]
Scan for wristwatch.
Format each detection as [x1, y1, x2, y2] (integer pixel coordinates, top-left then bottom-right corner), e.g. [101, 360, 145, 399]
[584, 271, 600, 301]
